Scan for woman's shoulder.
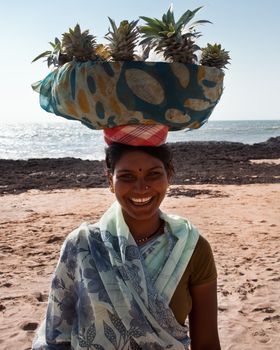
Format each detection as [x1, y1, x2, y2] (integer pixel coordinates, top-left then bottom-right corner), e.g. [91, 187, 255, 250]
[191, 234, 216, 265]
[195, 234, 213, 252]
[188, 234, 217, 285]
[63, 222, 101, 246]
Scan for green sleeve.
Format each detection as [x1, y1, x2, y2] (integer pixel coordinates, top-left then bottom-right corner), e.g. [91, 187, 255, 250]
[189, 235, 217, 286]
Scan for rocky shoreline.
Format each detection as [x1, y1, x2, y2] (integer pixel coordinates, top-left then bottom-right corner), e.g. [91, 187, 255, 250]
[1, 137, 279, 195]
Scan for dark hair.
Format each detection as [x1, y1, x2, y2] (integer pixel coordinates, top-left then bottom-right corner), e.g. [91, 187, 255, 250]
[105, 143, 174, 178]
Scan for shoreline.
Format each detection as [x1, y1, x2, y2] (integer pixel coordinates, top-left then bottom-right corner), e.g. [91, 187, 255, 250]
[1, 137, 280, 195]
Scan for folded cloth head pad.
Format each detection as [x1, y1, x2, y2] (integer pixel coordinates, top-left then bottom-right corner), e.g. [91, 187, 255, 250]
[103, 124, 169, 146]
[33, 60, 224, 132]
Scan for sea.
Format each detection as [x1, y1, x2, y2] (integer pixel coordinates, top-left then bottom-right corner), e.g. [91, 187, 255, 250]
[0, 120, 279, 161]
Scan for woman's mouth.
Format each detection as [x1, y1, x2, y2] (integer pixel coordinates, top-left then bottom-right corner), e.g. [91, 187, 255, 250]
[129, 196, 153, 206]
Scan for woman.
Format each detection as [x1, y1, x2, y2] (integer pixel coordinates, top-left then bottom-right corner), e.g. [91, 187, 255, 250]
[33, 142, 220, 350]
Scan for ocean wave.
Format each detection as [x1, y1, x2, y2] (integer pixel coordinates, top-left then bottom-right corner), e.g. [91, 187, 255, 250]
[264, 126, 280, 130]
[1, 120, 279, 160]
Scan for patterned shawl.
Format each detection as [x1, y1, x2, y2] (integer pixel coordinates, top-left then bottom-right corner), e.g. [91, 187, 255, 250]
[33, 202, 199, 350]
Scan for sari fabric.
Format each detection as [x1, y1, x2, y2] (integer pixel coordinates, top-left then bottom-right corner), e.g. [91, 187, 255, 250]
[33, 202, 199, 350]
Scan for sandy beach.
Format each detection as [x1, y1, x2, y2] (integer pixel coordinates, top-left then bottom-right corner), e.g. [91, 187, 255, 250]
[0, 139, 279, 349]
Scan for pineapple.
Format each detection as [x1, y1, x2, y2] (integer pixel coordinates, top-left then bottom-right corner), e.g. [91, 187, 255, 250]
[156, 34, 200, 64]
[95, 44, 111, 61]
[200, 43, 231, 69]
[139, 6, 211, 64]
[32, 37, 71, 67]
[105, 18, 139, 61]
[61, 24, 97, 61]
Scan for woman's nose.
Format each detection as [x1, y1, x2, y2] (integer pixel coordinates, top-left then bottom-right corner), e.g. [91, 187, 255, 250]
[134, 179, 149, 192]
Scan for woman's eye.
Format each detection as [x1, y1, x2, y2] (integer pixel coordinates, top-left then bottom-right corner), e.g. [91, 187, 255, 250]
[148, 171, 162, 177]
[117, 174, 135, 180]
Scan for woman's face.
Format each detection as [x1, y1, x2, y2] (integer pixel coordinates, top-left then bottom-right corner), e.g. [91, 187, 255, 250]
[109, 150, 169, 223]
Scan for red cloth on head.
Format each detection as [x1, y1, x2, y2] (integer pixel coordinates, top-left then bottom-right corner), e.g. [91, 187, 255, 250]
[104, 125, 169, 146]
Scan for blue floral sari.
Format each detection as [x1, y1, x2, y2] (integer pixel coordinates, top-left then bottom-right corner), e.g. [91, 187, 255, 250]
[33, 202, 199, 349]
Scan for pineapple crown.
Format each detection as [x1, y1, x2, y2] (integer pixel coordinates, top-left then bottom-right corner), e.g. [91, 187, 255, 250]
[105, 18, 139, 44]
[105, 18, 139, 61]
[139, 5, 211, 47]
[61, 24, 97, 58]
[32, 6, 230, 70]
[200, 43, 231, 69]
[32, 37, 70, 68]
[62, 24, 96, 43]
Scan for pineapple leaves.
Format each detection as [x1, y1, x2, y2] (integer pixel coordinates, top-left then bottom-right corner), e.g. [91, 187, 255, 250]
[140, 5, 211, 43]
[140, 26, 165, 37]
[32, 51, 52, 63]
[166, 5, 175, 25]
[105, 18, 139, 60]
[200, 42, 231, 69]
[139, 37, 157, 47]
[71, 24, 81, 36]
[176, 9, 196, 31]
[188, 19, 212, 27]
[49, 38, 61, 49]
[162, 5, 175, 28]
[107, 17, 118, 34]
[138, 5, 215, 64]
[139, 17, 166, 32]
[32, 5, 229, 67]
[176, 7, 212, 33]
[32, 37, 62, 63]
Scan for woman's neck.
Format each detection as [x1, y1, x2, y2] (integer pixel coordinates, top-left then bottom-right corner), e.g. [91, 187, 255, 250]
[122, 211, 163, 242]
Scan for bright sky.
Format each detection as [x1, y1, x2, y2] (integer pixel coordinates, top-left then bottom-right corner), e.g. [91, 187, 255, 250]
[1, 0, 279, 123]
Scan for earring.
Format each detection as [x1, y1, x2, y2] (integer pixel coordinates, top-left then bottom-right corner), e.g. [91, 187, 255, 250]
[145, 185, 149, 190]
[110, 186, 115, 193]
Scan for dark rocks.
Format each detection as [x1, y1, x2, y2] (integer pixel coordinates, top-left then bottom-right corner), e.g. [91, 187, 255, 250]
[20, 321, 39, 331]
[0, 138, 279, 195]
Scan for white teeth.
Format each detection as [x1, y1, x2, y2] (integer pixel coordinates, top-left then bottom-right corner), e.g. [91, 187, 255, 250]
[131, 197, 152, 204]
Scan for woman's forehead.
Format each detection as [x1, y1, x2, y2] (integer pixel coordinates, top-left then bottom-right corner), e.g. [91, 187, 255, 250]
[115, 150, 164, 170]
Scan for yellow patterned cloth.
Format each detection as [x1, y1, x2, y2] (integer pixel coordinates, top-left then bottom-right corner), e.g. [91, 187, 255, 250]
[32, 60, 224, 131]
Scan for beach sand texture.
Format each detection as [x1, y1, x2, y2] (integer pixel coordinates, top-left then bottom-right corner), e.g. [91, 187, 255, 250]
[0, 184, 279, 349]
[0, 139, 279, 349]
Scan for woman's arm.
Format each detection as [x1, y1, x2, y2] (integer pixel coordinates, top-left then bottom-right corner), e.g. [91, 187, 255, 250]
[189, 279, 220, 350]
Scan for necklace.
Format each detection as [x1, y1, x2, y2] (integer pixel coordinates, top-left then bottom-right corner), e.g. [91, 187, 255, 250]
[135, 220, 165, 244]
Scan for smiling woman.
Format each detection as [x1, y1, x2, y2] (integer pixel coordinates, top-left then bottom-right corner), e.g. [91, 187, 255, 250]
[31, 4, 223, 347]
[33, 140, 221, 350]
